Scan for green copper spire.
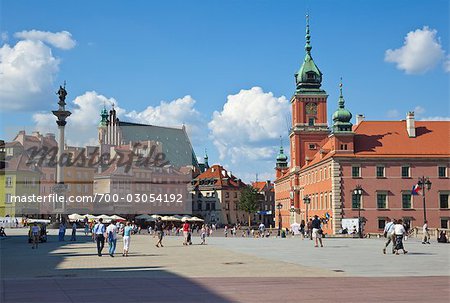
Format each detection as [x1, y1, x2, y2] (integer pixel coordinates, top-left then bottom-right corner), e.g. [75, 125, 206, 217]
[332, 79, 353, 133]
[295, 14, 323, 92]
[204, 148, 209, 169]
[99, 104, 109, 127]
[276, 136, 288, 168]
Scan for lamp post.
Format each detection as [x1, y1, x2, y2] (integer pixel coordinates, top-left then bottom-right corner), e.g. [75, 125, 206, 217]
[303, 196, 311, 222]
[276, 202, 282, 236]
[417, 176, 432, 223]
[353, 185, 363, 238]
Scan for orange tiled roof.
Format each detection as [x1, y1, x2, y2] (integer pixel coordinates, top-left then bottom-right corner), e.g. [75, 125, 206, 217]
[251, 181, 266, 191]
[300, 120, 449, 170]
[192, 164, 246, 189]
[351, 120, 450, 157]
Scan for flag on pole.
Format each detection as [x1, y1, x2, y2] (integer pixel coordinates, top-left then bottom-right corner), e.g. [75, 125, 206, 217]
[411, 184, 422, 196]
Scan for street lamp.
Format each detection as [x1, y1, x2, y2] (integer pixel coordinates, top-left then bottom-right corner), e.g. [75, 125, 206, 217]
[417, 176, 432, 222]
[276, 202, 283, 235]
[353, 185, 363, 238]
[303, 196, 311, 222]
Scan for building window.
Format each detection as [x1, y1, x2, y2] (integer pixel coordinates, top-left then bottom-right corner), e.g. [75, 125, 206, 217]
[441, 219, 449, 229]
[439, 193, 449, 209]
[5, 194, 12, 204]
[340, 144, 348, 150]
[309, 144, 316, 150]
[225, 192, 229, 198]
[401, 166, 410, 178]
[5, 176, 12, 187]
[378, 218, 386, 230]
[352, 166, 360, 178]
[376, 166, 385, 178]
[402, 193, 412, 209]
[352, 193, 361, 209]
[308, 118, 315, 126]
[377, 193, 387, 209]
[197, 202, 202, 211]
[438, 166, 447, 178]
[206, 203, 210, 211]
[211, 203, 216, 211]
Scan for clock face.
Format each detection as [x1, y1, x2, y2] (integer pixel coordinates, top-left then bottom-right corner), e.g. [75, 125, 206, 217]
[306, 102, 317, 114]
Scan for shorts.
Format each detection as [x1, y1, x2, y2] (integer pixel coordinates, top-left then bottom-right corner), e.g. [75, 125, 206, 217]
[123, 236, 130, 250]
[312, 228, 322, 239]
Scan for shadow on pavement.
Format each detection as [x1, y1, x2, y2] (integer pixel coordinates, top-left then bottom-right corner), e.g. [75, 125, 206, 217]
[0, 234, 233, 303]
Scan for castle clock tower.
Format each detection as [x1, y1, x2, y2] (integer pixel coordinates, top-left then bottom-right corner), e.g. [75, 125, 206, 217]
[290, 15, 329, 169]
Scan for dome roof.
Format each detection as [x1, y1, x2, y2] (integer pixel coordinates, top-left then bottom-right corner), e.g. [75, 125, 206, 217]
[332, 107, 352, 123]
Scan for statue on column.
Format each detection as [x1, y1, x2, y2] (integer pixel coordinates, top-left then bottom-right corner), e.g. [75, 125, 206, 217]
[56, 82, 67, 106]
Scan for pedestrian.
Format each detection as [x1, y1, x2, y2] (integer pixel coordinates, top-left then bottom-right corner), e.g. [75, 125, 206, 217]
[58, 222, 66, 241]
[84, 216, 89, 235]
[393, 219, 408, 255]
[106, 220, 118, 257]
[93, 218, 106, 256]
[311, 215, 323, 247]
[382, 218, 396, 254]
[307, 219, 313, 240]
[155, 217, 164, 248]
[422, 220, 431, 244]
[70, 221, 77, 241]
[182, 220, 191, 245]
[300, 220, 305, 240]
[89, 221, 95, 241]
[224, 225, 228, 237]
[200, 225, 206, 245]
[123, 221, 132, 256]
[31, 222, 40, 249]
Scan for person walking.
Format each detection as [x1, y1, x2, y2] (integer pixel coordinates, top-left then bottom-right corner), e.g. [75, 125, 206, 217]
[93, 218, 106, 256]
[83, 216, 89, 235]
[31, 222, 40, 249]
[383, 218, 396, 254]
[122, 222, 132, 257]
[307, 219, 313, 240]
[106, 220, 118, 257]
[224, 225, 228, 237]
[200, 225, 206, 245]
[155, 217, 164, 248]
[182, 220, 191, 245]
[300, 220, 306, 240]
[311, 215, 323, 247]
[422, 220, 431, 244]
[70, 222, 77, 241]
[58, 222, 66, 242]
[393, 219, 408, 255]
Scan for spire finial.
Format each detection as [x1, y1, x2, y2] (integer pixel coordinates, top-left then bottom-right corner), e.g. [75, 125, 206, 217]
[305, 14, 312, 54]
[338, 77, 345, 108]
[205, 148, 208, 158]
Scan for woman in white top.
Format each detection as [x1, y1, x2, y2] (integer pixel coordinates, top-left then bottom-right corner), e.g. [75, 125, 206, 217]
[393, 219, 408, 255]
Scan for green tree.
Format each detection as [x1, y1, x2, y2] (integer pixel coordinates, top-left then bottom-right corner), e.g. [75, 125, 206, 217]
[238, 186, 259, 227]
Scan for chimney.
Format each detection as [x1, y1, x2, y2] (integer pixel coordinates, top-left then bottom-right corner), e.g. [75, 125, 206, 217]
[356, 114, 365, 125]
[406, 111, 416, 138]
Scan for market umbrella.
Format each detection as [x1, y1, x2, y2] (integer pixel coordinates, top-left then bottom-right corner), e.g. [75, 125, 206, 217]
[110, 215, 126, 222]
[95, 214, 112, 223]
[135, 214, 152, 220]
[68, 213, 83, 221]
[190, 216, 204, 222]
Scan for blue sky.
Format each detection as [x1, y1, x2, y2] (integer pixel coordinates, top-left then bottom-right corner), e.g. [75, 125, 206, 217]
[1, 0, 449, 182]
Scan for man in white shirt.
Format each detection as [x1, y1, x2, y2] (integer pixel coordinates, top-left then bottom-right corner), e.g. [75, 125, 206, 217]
[93, 218, 106, 256]
[383, 218, 396, 254]
[422, 220, 430, 244]
[393, 219, 408, 255]
[106, 220, 119, 257]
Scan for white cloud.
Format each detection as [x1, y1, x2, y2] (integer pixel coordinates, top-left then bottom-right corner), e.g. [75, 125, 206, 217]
[444, 56, 450, 73]
[208, 87, 289, 182]
[1, 31, 8, 42]
[0, 30, 75, 111]
[14, 30, 76, 50]
[419, 116, 450, 121]
[385, 26, 445, 74]
[386, 109, 400, 119]
[209, 86, 290, 161]
[413, 105, 426, 115]
[33, 91, 121, 146]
